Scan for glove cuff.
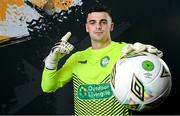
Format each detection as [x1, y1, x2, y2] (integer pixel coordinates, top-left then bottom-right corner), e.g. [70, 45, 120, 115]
[44, 51, 64, 70]
[44, 54, 58, 70]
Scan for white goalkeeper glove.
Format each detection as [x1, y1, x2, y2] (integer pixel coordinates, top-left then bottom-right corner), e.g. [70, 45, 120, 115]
[44, 32, 74, 70]
[122, 42, 163, 57]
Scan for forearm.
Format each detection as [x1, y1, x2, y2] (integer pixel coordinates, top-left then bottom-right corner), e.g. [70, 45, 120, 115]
[41, 65, 73, 93]
[41, 68, 61, 93]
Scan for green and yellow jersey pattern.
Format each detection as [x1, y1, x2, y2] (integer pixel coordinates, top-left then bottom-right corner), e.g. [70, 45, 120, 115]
[42, 41, 130, 115]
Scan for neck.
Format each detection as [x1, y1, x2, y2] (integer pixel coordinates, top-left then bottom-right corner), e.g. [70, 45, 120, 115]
[91, 38, 112, 49]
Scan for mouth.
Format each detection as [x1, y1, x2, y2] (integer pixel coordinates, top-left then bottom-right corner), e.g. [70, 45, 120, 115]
[94, 32, 103, 35]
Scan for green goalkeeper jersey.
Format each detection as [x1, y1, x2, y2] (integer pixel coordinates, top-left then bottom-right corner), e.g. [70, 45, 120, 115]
[42, 41, 130, 115]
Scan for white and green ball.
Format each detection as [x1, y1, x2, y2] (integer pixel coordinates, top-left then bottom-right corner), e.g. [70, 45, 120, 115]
[110, 52, 172, 111]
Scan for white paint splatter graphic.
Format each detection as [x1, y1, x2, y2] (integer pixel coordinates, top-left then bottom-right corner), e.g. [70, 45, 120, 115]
[0, 0, 83, 38]
[0, 4, 40, 37]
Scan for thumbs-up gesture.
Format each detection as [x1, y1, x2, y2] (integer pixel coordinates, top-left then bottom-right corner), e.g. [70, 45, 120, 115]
[44, 32, 74, 70]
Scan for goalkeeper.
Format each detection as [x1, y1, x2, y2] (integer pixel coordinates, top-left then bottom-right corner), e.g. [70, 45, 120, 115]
[42, 5, 162, 115]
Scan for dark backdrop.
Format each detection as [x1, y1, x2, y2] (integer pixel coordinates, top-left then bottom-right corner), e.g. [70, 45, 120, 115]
[0, 0, 180, 115]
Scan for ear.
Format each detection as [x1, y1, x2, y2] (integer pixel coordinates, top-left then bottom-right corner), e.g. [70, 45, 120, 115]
[110, 22, 114, 31]
[85, 23, 89, 32]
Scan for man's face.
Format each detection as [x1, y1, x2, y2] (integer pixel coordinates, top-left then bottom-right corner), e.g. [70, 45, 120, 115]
[86, 12, 114, 42]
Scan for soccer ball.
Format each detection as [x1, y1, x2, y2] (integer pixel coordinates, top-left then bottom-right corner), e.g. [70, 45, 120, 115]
[110, 52, 172, 111]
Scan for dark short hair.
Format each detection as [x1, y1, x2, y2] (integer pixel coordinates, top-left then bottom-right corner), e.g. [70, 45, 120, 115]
[85, 5, 112, 22]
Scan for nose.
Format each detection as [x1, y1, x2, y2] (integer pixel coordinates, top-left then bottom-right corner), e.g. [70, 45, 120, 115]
[96, 23, 102, 30]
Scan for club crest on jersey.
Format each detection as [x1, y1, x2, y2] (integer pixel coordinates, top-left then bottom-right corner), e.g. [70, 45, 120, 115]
[100, 56, 110, 67]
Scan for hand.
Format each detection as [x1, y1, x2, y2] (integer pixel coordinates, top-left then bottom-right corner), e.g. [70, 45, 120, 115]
[122, 42, 163, 57]
[44, 32, 74, 70]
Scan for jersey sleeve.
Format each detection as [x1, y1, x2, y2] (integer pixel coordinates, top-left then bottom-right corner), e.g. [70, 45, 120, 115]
[41, 54, 77, 93]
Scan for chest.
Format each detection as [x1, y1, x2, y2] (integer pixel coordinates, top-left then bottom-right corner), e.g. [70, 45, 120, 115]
[72, 55, 118, 84]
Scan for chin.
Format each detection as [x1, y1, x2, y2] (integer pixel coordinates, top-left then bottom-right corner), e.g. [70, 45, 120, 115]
[93, 37, 103, 41]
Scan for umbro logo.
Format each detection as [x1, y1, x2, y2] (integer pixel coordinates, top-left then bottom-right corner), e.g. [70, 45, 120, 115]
[78, 60, 87, 64]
